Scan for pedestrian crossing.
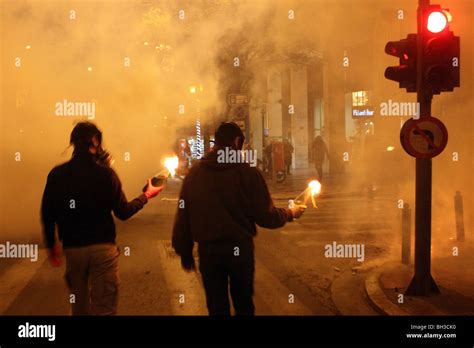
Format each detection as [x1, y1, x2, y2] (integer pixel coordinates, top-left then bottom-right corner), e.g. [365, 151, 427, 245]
[151, 240, 314, 315]
[0, 192, 397, 316]
[0, 240, 315, 315]
[275, 195, 399, 234]
[0, 249, 48, 314]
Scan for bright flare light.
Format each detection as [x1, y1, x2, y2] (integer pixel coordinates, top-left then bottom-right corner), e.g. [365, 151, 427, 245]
[164, 156, 179, 177]
[427, 11, 448, 33]
[290, 180, 322, 209]
[309, 180, 322, 196]
[387, 146, 395, 151]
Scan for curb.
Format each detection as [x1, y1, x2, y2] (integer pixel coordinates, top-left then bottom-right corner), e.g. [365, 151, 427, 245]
[364, 263, 410, 316]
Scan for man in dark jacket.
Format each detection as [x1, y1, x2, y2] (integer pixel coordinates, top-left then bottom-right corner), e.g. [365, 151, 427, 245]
[172, 122, 305, 315]
[41, 122, 162, 315]
[312, 135, 330, 181]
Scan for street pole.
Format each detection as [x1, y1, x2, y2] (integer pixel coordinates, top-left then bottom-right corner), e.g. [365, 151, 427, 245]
[401, 203, 411, 265]
[405, 0, 440, 296]
[454, 191, 465, 241]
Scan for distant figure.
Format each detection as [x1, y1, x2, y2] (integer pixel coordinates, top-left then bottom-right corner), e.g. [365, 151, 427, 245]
[172, 122, 306, 316]
[41, 122, 163, 315]
[263, 140, 273, 174]
[312, 136, 329, 181]
[176, 138, 191, 176]
[283, 139, 294, 175]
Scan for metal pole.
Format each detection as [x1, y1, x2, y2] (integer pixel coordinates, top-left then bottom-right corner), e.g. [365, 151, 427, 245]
[405, 0, 440, 295]
[402, 203, 411, 265]
[454, 191, 465, 241]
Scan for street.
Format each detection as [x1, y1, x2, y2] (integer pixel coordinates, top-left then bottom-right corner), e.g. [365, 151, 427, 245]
[0, 170, 399, 316]
[0, 0, 472, 345]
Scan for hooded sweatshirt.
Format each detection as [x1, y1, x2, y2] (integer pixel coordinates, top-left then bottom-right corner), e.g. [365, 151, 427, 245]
[172, 147, 293, 258]
[41, 152, 148, 249]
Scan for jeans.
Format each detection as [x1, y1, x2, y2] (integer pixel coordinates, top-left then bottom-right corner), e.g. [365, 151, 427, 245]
[198, 240, 255, 316]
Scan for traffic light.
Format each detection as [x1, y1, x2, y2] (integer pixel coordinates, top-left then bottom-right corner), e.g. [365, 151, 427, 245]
[423, 5, 460, 94]
[384, 34, 417, 92]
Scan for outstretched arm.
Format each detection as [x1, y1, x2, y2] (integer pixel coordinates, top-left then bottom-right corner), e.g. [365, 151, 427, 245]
[110, 169, 148, 221]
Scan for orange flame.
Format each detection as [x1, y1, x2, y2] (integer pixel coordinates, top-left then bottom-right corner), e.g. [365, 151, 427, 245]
[164, 156, 179, 177]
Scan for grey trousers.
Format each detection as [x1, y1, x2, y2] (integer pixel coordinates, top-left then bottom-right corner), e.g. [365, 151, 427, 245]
[64, 243, 120, 316]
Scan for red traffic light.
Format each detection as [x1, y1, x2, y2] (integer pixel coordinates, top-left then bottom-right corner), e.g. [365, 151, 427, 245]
[384, 34, 417, 92]
[385, 36, 416, 62]
[427, 11, 448, 33]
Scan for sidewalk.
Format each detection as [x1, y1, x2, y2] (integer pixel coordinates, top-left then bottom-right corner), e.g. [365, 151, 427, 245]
[365, 241, 474, 315]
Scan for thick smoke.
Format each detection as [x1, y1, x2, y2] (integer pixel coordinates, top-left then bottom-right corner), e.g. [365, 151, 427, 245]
[0, 0, 472, 256]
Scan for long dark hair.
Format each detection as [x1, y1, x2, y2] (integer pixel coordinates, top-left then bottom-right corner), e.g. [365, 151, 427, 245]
[70, 122, 102, 154]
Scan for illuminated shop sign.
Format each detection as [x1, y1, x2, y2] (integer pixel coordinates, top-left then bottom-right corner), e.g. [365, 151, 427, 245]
[352, 106, 375, 117]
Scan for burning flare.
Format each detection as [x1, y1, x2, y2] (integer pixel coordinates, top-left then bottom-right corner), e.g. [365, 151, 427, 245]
[294, 179, 322, 209]
[308, 180, 321, 208]
[164, 156, 179, 177]
[308, 180, 322, 196]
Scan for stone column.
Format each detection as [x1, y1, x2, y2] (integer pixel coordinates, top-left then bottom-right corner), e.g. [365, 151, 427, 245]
[266, 70, 283, 138]
[290, 64, 309, 168]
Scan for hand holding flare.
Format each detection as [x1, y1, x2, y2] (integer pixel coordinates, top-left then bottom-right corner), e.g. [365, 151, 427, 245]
[143, 156, 179, 198]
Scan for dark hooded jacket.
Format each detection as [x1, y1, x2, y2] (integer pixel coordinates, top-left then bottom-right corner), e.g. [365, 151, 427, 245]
[41, 152, 148, 249]
[172, 148, 293, 258]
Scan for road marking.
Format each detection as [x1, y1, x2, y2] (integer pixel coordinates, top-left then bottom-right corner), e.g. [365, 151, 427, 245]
[156, 240, 314, 315]
[156, 240, 207, 315]
[0, 250, 47, 314]
[254, 259, 313, 315]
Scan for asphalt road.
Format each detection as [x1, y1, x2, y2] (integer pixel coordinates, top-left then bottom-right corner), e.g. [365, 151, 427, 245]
[0, 174, 399, 316]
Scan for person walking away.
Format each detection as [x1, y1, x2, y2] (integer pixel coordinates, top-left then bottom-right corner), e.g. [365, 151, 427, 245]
[283, 138, 294, 175]
[172, 122, 306, 316]
[41, 122, 163, 315]
[263, 140, 273, 175]
[312, 135, 329, 181]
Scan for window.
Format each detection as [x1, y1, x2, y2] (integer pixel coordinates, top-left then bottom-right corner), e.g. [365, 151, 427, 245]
[352, 91, 370, 106]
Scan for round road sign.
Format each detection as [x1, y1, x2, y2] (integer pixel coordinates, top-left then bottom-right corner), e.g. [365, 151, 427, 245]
[400, 116, 448, 158]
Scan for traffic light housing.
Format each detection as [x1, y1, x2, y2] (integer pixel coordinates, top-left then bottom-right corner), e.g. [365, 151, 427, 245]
[384, 4, 460, 95]
[385, 34, 417, 92]
[422, 5, 460, 94]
